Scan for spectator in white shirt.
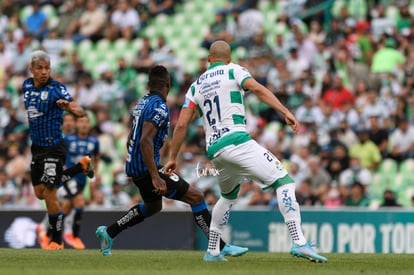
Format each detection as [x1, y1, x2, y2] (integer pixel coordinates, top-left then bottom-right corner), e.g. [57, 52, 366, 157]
[75, 73, 101, 110]
[337, 120, 358, 149]
[0, 40, 13, 74]
[370, 5, 395, 42]
[339, 157, 371, 199]
[272, 33, 291, 58]
[0, 168, 18, 206]
[74, 0, 107, 43]
[361, 90, 390, 125]
[110, 0, 140, 40]
[294, 30, 317, 68]
[286, 47, 309, 79]
[237, 1, 264, 44]
[389, 117, 414, 162]
[295, 96, 323, 124]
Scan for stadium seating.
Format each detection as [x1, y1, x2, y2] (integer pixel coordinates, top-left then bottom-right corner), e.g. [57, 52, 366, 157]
[135, 0, 223, 74]
[400, 158, 414, 175]
[95, 39, 112, 53]
[368, 158, 414, 207]
[77, 39, 94, 61]
[377, 158, 399, 177]
[72, 0, 312, 80]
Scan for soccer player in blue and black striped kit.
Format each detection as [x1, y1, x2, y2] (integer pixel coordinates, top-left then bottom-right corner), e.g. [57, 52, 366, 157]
[96, 65, 248, 257]
[23, 50, 93, 250]
[62, 115, 100, 249]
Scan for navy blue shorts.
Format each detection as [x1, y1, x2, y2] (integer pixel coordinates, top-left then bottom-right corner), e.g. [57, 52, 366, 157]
[62, 179, 86, 198]
[30, 142, 66, 188]
[132, 167, 189, 202]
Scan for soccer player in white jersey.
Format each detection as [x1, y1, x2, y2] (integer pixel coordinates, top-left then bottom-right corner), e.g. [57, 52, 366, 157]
[165, 40, 327, 263]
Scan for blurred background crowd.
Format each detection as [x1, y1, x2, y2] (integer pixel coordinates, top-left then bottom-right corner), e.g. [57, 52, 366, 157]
[1, 0, 414, 211]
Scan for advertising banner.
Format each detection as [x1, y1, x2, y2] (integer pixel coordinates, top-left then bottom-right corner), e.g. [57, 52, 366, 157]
[196, 209, 414, 253]
[0, 210, 195, 249]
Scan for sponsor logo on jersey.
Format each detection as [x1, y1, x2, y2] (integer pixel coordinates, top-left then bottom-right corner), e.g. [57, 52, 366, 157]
[196, 69, 225, 85]
[27, 106, 44, 119]
[155, 107, 168, 118]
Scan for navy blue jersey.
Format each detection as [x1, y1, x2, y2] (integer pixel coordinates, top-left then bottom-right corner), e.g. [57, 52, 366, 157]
[22, 78, 73, 147]
[64, 133, 99, 185]
[126, 92, 169, 177]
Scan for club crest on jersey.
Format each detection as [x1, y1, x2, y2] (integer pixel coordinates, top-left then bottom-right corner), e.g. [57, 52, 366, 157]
[274, 160, 284, 171]
[40, 91, 48, 100]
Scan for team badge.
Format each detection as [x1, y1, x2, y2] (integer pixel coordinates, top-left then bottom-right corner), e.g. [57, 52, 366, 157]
[40, 91, 48, 100]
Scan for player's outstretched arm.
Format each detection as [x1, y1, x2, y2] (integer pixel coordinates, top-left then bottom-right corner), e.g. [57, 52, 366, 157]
[165, 107, 195, 174]
[243, 78, 299, 134]
[57, 99, 86, 118]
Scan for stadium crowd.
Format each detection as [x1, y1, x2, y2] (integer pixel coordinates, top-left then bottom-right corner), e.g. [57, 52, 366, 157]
[1, 0, 414, 210]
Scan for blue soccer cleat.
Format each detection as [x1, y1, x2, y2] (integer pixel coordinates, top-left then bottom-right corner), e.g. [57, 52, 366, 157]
[96, 226, 113, 256]
[203, 252, 228, 262]
[290, 243, 327, 263]
[221, 244, 249, 257]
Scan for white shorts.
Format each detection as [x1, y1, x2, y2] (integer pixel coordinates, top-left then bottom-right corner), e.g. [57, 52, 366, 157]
[212, 139, 289, 195]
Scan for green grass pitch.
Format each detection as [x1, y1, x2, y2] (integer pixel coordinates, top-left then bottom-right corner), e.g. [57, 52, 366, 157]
[1, 249, 413, 275]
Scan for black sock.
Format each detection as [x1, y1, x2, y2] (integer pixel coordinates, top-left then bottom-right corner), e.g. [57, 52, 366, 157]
[73, 208, 83, 237]
[61, 164, 83, 183]
[192, 207, 226, 250]
[49, 212, 63, 244]
[106, 204, 145, 238]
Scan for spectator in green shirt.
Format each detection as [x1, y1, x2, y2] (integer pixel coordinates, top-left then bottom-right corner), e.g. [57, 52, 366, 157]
[349, 129, 382, 172]
[344, 182, 370, 207]
[370, 38, 406, 90]
[114, 56, 138, 106]
[371, 38, 406, 74]
[396, 1, 411, 34]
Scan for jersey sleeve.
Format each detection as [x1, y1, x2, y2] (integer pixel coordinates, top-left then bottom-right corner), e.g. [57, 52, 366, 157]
[93, 137, 100, 155]
[146, 101, 169, 128]
[22, 79, 29, 92]
[182, 85, 197, 110]
[63, 134, 70, 144]
[234, 65, 252, 90]
[55, 83, 73, 101]
[22, 79, 32, 102]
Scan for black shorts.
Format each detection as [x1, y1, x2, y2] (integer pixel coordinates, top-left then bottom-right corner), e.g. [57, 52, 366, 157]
[62, 179, 85, 199]
[132, 167, 190, 202]
[30, 142, 66, 188]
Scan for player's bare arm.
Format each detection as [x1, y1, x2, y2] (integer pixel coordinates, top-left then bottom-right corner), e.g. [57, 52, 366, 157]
[243, 77, 299, 134]
[140, 121, 167, 195]
[57, 100, 85, 118]
[92, 154, 100, 176]
[165, 107, 195, 175]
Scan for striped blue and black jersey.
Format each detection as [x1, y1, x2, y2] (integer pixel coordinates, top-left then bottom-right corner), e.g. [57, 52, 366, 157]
[22, 78, 73, 147]
[125, 92, 170, 177]
[64, 133, 100, 185]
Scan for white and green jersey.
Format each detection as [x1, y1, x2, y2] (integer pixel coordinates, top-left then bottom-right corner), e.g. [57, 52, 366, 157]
[183, 62, 252, 159]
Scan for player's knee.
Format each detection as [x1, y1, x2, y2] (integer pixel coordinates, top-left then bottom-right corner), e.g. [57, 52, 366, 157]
[74, 195, 85, 208]
[33, 185, 45, 199]
[34, 190, 44, 200]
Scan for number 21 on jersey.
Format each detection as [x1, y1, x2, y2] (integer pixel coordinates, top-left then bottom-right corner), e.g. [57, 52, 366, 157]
[204, 95, 221, 126]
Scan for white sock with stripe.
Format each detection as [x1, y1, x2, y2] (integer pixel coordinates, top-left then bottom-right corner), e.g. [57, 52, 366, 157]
[276, 183, 306, 246]
[207, 197, 236, 256]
